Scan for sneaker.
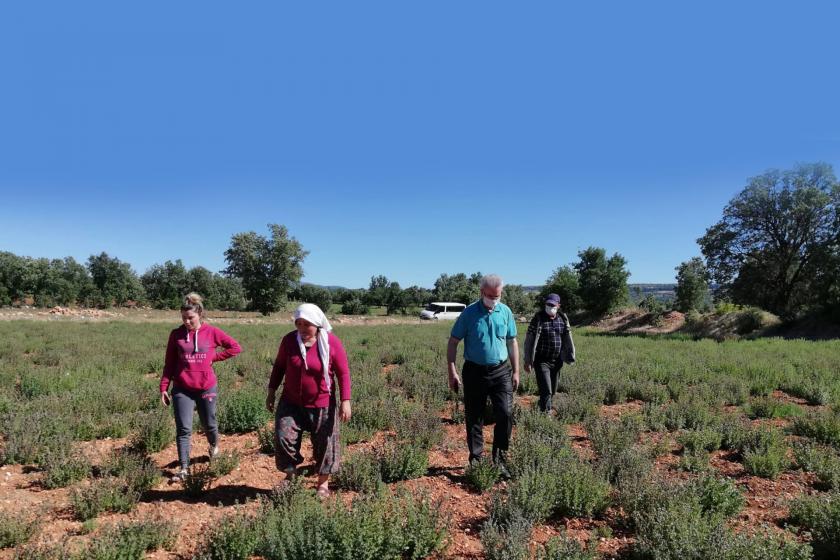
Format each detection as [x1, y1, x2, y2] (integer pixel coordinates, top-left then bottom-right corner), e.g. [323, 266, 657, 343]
[209, 445, 220, 459]
[496, 462, 512, 480]
[170, 468, 188, 482]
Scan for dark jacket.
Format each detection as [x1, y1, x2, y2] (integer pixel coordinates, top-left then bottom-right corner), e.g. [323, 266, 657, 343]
[523, 310, 575, 366]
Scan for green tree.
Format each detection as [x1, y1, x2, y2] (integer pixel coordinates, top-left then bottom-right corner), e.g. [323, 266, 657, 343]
[141, 260, 190, 309]
[432, 272, 481, 304]
[365, 275, 391, 307]
[574, 247, 630, 315]
[501, 284, 535, 316]
[674, 257, 710, 313]
[698, 163, 840, 318]
[293, 284, 333, 313]
[223, 224, 308, 315]
[86, 252, 144, 307]
[540, 265, 582, 314]
[0, 252, 29, 305]
[210, 276, 247, 310]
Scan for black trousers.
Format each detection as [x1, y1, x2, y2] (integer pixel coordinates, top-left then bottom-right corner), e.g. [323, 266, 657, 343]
[534, 357, 562, 412]
[462, 360, 513, 463]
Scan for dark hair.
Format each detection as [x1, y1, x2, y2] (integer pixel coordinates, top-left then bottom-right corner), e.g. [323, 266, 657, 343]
[181, 292, 205, 317]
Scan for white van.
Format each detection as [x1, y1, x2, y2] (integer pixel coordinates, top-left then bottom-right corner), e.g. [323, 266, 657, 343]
[419, 302, 467, 320]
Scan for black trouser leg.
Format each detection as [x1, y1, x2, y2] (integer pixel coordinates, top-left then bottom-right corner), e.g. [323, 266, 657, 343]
[535, 359, 561, 412]
[487, 363, 513, 462]
[462, 361, 490, 463]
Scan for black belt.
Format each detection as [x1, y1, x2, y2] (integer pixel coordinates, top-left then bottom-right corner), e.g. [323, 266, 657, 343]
[465, 360, 508, 372]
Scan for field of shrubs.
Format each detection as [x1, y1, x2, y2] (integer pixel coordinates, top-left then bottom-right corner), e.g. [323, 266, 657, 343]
[1, 318, 840, 559]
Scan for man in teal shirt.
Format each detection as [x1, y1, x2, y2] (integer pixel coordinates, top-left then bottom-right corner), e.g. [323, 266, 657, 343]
[447, 274, 520, 474]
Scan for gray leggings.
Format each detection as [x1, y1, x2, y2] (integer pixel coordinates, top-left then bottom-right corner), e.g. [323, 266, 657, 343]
[172, 385, 219, 469]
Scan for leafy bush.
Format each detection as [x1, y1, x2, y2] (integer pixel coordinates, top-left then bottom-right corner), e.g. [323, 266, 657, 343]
[71, 477, 140, 520]
[257, 424, 275, 454]
[183, 464, 216, 497]
[41, 448, 90, 489]
[678, 429, 723, 454]
[194, 509, 259, 560]
[465, 457, 501, 493]
[508, 431, 572, 480]
[792, 409, 840, 449]
[341, 298, 369, 315]
[691, 474, 744, 519]
[480, 513, 532, 560]
[332, 450, 382, 493]
[392, 402, 443, 450]
[746, 396, 802, 419]
[378, 441, 428, 482]
[789, 492, 840, 560]
[553, 393, 598, 423]
[210, 450, 240, 477]
[793, 441, 840, 490]
[80, 517, 175, 559]
[0, 510, 38, 549]
[255, 482, 448, 560]
[218, 388, 271, 433]
[130, 409, 173, 453]
[102, 449, 160, 495]
[537, 533, 597, 560]
[738, 427, 789, 479]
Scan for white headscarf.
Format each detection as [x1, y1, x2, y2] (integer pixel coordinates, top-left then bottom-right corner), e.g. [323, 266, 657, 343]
[293, 303, 333, 392]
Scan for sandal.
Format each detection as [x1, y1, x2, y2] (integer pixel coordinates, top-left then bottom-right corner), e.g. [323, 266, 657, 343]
[316, 486, 331, 499]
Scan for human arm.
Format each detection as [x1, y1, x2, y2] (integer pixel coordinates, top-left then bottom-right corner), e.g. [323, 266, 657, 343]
[446, 336, 462, 391]
[507, 337, 520, 392]
[560, 313, 576, 364]
[266, 338, 288, 412]
[523, 314, 539, 373]
[212, 327, 242, 362]
[159, 331, 178, 401]
[330, 335, 352, 422]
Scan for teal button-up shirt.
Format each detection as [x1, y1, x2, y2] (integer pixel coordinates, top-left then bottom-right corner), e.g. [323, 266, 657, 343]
[451, 300, 517, 366]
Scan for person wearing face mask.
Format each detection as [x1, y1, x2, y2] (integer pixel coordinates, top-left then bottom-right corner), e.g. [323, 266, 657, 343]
[160, 293, 242, 482]
[447, 274, 520, 476]
[523, 293, 576, 413]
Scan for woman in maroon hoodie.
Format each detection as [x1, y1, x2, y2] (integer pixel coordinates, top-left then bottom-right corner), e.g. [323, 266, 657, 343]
[160, 293, 241, 481]
[266, 303, 351, 497]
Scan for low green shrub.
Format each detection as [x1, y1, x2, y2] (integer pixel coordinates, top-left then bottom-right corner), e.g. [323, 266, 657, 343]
[678, 429, 723, 453]
[210, 450, 240, 477]
[70, 477, 140, 520]
[553, 393, 597, 423]
[102, 449, 160, 495]
[793, 442, 840, 490]
[746, 396, 802, 419]
[480, 513, 532, 560]
[464, 457, 501, 493]
[183, 464, 215, 497]
[194, 509, 259, 560]
[218, 389, 271, 433]
[392, 402, 443, 450]
[255, 482, 448, 560]
[130, 409, 173, 454]
[333, 450, 382, 493]
[627, 381, 670, 405]
[691, 474, 744, 519]
[0, 510, 38, 549]
[537, 533, 597, 560]
[257, 424, 275, 454]
[508, 431, 573, 479]
[789, 492, 840, 560]
[792, 409, 840, 449]
[41, 449, 90, 489]
[80, 517, 175, 559]
[738, 426, 789, 479]
[378, 441, 428, 482]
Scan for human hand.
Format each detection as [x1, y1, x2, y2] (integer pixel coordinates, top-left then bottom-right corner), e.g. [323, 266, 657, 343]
[448, 371, 462, 392]
[161, 392, 171, 407]
[524, 362, 532, 373]
[339, 400, 352, 422]
[512, 370, 520, 392]
[265, 391, 276, 413]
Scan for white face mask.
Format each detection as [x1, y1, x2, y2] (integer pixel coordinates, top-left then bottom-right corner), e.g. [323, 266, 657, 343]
[545, 305, 558, 316]
[483, 296, 500, 309]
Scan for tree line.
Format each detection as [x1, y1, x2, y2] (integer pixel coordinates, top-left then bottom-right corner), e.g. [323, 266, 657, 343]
[2, 163, 838, 321]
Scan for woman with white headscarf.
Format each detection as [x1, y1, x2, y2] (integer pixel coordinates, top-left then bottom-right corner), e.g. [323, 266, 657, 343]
[266, 303, 351, 497]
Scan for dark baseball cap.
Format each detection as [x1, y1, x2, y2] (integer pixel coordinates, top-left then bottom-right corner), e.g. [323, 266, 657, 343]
[544, 293, 561, 305]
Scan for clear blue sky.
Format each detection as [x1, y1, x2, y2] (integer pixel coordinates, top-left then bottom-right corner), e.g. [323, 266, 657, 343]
[2, 1, 838, 289]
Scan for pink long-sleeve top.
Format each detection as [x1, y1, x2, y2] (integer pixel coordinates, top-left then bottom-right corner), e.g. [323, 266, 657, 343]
[268, 331, 351, 408]
[160, 323, 241, 393]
